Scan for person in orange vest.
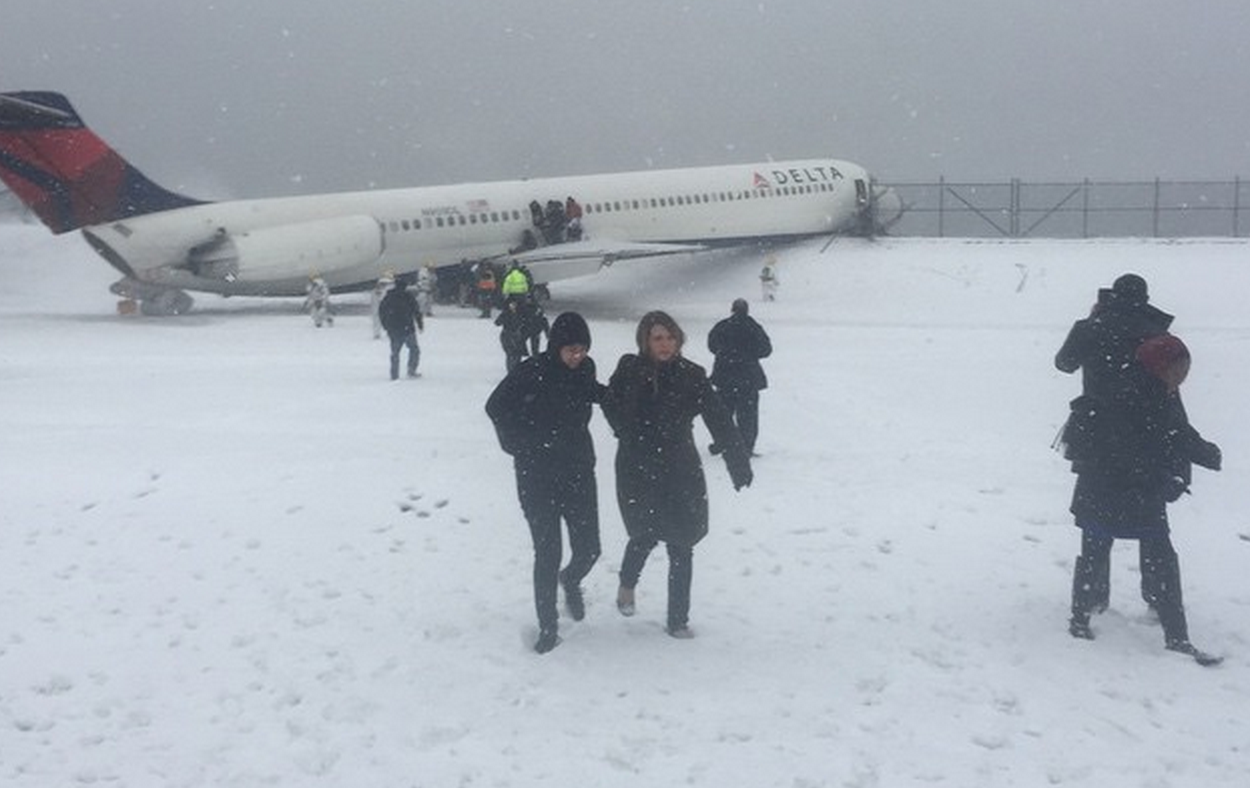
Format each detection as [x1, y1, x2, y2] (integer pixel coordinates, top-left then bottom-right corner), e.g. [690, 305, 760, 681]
[475, 261, 498, 319]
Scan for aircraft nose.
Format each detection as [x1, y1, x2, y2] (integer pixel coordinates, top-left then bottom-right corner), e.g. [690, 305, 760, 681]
[869, 182, 904, 234]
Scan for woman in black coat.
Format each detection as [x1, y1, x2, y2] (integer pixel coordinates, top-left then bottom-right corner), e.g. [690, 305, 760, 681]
[486, 312, 604, 654]
[1063, 333, 1222, 664]
[603, 311, 753, 638]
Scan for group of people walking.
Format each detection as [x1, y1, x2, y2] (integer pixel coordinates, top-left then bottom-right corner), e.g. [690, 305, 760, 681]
[323, 257, 1227, 664]
[487, 303, 768, 653]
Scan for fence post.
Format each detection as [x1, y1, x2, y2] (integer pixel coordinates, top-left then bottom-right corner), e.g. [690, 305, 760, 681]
[1010, 178, 1020, 237]
[1082, 178, 1090, 239]
[1153, 178, 1161, 237]
[938, 176, 946, 238]
[1235, 176, 1242, 238]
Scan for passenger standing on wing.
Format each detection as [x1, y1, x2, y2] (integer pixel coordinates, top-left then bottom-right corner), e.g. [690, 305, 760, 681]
[486, 312, 605, 654]
[529, 201, 547, 246]
[370, 272, 394, 339]
[544, 200, 567, 244]
[1058, 332, 1223, 665]
[759, 256, 779, 302]
[602, 311, 753, 639]
[707, 299, 772, 457]
[379, 276, 424, 379]
[304, 274, 334, 327]
[565, 196, 584, 241]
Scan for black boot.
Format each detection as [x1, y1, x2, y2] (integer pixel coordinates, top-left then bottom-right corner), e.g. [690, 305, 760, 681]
[534, 627, 560, 654]
[1069, 555, 1100, 640]
[1136, 540, 1221, 665]
[559, 569, 585, 622]
[1143, 543, 1192, 649]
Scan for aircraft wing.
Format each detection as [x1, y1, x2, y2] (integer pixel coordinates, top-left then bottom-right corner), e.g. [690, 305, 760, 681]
[509, 239, 705, 283]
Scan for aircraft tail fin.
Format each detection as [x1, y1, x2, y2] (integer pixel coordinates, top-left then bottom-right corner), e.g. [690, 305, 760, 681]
[0, 91, 204, 234]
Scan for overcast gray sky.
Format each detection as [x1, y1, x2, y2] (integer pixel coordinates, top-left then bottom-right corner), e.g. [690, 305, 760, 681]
[5, 1, 1249, 199]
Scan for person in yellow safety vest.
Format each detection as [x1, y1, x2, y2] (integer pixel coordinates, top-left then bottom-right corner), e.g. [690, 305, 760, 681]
[501, 262, 531, 299]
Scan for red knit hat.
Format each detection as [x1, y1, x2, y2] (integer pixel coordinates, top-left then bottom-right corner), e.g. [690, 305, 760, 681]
[1136, 334, 1190, 389]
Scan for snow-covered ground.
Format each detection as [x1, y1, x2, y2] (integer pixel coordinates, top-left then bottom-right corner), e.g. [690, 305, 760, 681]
[2, 224, 1248, 786]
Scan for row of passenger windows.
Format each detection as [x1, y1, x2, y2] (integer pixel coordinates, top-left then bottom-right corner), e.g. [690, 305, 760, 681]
[383, 181, 834, 234]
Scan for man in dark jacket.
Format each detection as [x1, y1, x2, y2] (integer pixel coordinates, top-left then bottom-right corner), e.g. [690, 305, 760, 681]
[485, 312, 605, 654]
[707, 298, 772, 456]
[379, 277, 424, 380]
[1055, 273, 1173, 399]
[1057, 286, 1223, 663]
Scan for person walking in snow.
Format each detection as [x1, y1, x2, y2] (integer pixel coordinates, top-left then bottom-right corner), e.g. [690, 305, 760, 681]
[495, 297, 531, 374]
[303, 274, 334, 327]
[602, 311, 753, 639]
[415, 264, 437, 317]
[379, 276, 424, 379]
[486, 312, 605, 654]
[759, 256, 779, 302]
[370, 273, 394, 339]
[1056, 274, 1183, 621]
[523, 298, 549, 358]
[1056, 294, 1223, 664]
[707, 298, 772, 457]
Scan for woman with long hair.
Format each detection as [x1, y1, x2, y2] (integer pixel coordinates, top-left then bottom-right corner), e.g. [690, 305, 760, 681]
[603, 311, 753, 638]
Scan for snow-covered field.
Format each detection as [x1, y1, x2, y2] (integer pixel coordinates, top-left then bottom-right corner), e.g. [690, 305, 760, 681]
[2, 224, 1248, 786]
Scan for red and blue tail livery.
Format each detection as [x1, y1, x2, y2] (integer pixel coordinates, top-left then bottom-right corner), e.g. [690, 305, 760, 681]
[0, 91, 201, 234]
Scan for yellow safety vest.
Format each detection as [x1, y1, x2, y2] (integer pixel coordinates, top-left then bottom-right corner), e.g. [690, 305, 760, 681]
[501, 268, 530, 296]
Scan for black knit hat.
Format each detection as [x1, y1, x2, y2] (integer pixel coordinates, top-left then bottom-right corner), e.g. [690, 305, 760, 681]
[548, 312, 591, 351]
[1112, 273, 1148, 305]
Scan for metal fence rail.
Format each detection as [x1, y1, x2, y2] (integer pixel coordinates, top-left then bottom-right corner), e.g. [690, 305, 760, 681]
[883, 178, 1247, 238]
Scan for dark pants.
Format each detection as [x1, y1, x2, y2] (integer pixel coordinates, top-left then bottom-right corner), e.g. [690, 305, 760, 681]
[1072, 530, 1188, 646]
[388, 330, 419, 379]
[517, 467, 601, 632]
[619, 537, 694, 630]
[718, 385, 760, 454]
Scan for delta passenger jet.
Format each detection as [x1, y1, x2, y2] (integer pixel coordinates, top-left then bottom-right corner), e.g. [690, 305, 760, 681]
[0, 91, 901, 315]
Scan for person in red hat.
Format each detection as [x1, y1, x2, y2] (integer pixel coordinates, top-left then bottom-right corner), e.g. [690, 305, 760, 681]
[1059, 327, 1223, 664]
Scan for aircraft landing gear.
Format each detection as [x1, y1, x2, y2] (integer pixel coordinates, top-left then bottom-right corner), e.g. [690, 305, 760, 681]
[140, 289, 195, 316]
[110, 279, 195, 316]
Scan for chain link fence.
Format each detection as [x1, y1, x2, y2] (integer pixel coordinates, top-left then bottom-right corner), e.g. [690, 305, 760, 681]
[883, 178, 1247, 238]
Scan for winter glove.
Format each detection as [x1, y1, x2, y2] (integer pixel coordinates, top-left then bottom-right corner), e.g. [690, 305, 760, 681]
[1190, 439, 1222, 471]
[728, 457, 753, 491]
[1162, 475, 1189, 503]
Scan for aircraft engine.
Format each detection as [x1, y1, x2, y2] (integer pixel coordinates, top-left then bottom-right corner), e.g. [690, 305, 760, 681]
[186, 215, 384, 282]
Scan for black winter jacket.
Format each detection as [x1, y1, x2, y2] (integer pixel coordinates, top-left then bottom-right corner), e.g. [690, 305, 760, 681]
[708, 313, 772, 392]
[1055, 290, 1172, 402]
[1068, 369, 1220, 538]
[485, 351, 603, 475]
[603, 354, 751, 547]
[379, 287, 424, 336]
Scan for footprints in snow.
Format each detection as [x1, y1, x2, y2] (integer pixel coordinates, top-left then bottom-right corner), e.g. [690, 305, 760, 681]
[396, 492, 460, 522]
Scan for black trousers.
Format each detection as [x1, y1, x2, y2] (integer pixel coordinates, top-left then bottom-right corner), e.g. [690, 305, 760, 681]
[1072, 530, 1188, 646]
[517, 467, 601, 632]
[388, 330, 420, 379]
[718, 385, 760, 454]
[619, 537, 694, 630]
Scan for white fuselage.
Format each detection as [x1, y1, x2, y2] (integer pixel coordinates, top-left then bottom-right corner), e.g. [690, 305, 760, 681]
[82, 158, 874, 297]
